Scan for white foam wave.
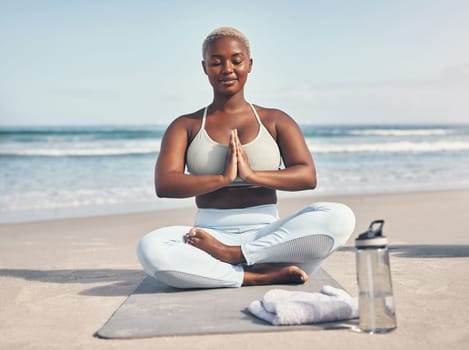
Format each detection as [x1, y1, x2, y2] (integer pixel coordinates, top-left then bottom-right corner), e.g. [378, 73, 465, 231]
[309, 141, 469, 153]
[0, 141, 161, 156]
[0, 187, 156, 211]
[0, 148, 159, 156]
[348, 129, 453, 136]
[3, 140, 468, 156]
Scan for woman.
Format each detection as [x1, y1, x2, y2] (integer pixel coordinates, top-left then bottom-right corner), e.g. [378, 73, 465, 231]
[137, 27, 355, 288]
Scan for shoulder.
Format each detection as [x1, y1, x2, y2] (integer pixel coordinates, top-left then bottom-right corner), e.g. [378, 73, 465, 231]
[168, 108, 204, 128]
[164, 108, 205, 140]
[252, 104, 301, 136]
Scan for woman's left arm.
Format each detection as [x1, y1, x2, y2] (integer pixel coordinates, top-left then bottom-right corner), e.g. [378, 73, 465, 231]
[237, 109, 317, 191]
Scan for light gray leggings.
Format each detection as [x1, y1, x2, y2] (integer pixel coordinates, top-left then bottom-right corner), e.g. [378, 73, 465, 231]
[137, 202, 355, 289]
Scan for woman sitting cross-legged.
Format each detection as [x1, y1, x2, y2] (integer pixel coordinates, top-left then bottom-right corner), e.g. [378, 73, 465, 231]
[137, 27, 355, 289]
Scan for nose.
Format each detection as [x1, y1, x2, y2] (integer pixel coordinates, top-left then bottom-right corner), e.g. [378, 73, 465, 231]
[221, 60, 233, 73]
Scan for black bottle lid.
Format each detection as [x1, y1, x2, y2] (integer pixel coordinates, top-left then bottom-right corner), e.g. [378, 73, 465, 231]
[355, 220, 388, 248]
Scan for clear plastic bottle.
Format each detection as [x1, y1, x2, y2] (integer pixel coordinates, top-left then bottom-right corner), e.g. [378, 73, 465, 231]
[355, 220, 397, 333]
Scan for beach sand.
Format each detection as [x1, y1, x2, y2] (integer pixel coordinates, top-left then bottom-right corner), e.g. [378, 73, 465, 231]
[1, 189, 468, 349]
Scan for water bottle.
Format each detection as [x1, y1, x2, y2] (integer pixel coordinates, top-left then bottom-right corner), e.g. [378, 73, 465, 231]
[355, 220, 397, 333]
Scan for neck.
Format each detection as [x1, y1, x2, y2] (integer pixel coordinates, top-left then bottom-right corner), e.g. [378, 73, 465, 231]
[210, 92, 248, 112]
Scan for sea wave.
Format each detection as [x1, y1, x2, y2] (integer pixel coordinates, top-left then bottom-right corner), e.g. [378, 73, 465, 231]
[0, 148, 159, 157]
[309, 141, 469, 153]
[0, 126, 165, 140]
[3, 140, 469, 156]
[346, 128, 454, 136]
[0, 141, 161, 157]
[0, 186, 156, 211]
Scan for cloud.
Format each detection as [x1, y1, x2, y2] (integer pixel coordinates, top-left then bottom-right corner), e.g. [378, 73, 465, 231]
[442, 63, 469, 81]
[255, 64, 469, 124]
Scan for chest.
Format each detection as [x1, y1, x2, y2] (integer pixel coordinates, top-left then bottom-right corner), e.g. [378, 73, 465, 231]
[198, 110, 275, 145]
[206, 119, 259, 144]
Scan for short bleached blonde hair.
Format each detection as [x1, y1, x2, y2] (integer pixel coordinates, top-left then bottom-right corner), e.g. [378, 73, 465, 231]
[202, 27, 251, 59]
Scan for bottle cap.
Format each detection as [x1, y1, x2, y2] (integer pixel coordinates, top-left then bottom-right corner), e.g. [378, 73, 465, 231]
[355, 220, 388, 248]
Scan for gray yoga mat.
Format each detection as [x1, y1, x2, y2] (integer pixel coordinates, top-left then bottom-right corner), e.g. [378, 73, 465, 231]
[96, 268, 356, 339]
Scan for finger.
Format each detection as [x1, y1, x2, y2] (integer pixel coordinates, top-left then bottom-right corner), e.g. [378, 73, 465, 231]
[233, 129, 242, 153]
[227, 130, 235, 154]
[234, 129, 240, 144]
[235, 132, 247, 160]
[231, 129, 238, 149]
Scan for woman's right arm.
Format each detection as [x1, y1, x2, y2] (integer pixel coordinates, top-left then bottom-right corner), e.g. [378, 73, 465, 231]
[155, 118, 237, 198]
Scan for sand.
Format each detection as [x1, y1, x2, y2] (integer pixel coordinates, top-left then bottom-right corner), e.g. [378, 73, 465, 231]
[1, 189, 468, 349]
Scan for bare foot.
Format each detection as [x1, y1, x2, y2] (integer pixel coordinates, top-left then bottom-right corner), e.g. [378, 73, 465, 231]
[185, 228, 246, 264]
[242, 264, 308, 286]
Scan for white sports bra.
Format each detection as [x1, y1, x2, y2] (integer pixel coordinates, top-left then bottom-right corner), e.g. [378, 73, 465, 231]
[186, 104, 281, 185]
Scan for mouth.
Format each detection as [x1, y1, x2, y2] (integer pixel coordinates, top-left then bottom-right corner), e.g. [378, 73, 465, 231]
[219, 78, 237, 83]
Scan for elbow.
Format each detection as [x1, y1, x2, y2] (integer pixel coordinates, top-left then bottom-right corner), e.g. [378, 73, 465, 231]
[305, 176, 317, 190]
[292, 173, 316, 191]
[155, 186, 164, 198]
[155, 180, 186, 198]
[296, 163, 316, 190]
[155, 184, 172, 198]
[155, 174, 174, 198]
[309, 177, 317, 190]
[287, 166, 317, 191]
[155, 180, 169, 198]
[305, 170, 317, 190]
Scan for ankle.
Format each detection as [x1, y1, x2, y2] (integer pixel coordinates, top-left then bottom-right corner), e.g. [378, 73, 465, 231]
[224, 246, 245, 264]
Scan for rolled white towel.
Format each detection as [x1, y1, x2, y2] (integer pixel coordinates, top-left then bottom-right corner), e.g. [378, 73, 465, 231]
[248, 286, 358, 326]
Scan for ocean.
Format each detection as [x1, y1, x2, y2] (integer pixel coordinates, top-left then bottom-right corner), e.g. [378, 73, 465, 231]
[1, 123, 469, 223]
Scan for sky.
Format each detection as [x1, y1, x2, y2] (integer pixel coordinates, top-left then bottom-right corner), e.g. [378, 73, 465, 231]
[1, 0, 469, 126]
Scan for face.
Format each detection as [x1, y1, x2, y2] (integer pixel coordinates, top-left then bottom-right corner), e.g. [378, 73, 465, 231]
[202, 37, 252, 96]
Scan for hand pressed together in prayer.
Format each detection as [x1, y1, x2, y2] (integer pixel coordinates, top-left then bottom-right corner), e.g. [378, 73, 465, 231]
[223, 129, 254, 184]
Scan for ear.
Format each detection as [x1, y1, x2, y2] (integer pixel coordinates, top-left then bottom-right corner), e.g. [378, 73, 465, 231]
[248, 58, 253, 73]
[201, 60, 208, 75]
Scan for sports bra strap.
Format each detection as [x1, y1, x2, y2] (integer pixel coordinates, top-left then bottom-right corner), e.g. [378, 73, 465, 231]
[249, 103, 262, 125]
[201, 106, 208, 129]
